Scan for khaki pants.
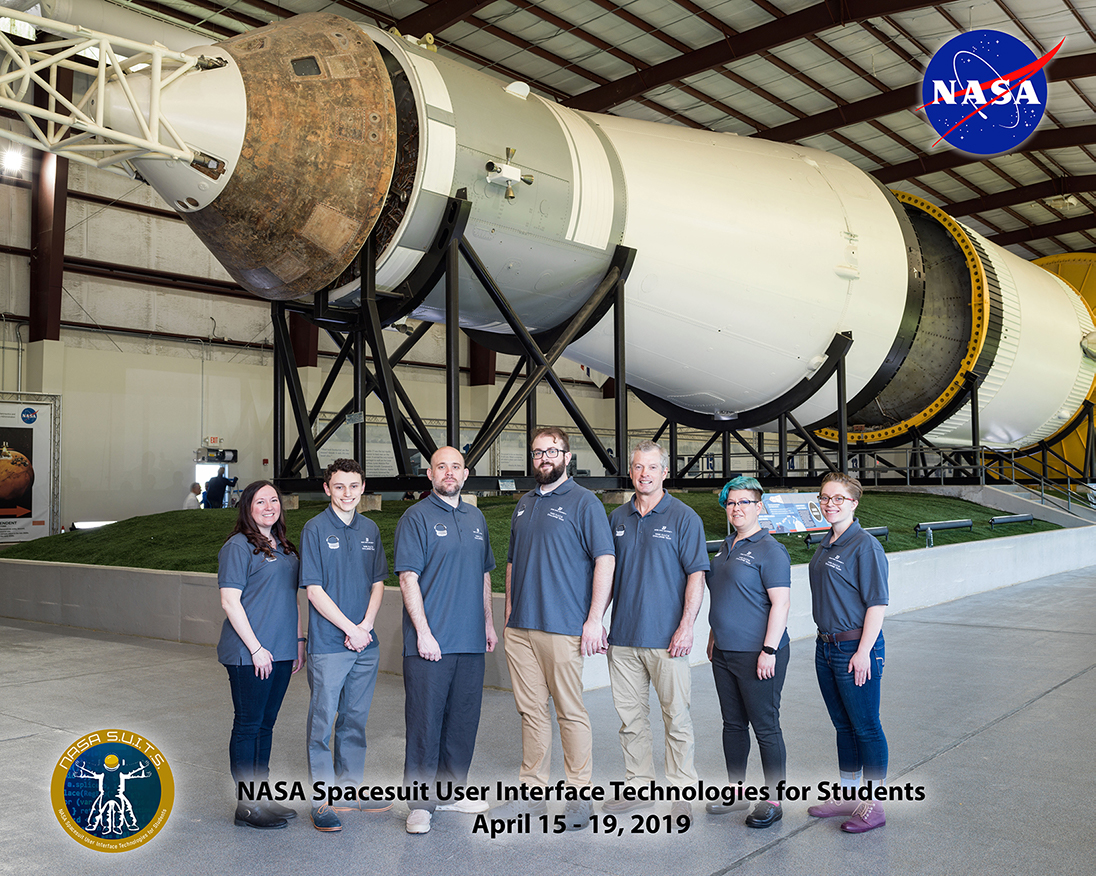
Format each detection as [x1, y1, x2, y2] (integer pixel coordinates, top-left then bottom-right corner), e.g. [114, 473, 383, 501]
[503, 627, 592, 787]
[607, 645, 697, 787]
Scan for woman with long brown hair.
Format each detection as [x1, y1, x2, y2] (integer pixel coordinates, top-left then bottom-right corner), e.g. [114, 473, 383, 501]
[216, 480, 305, 829]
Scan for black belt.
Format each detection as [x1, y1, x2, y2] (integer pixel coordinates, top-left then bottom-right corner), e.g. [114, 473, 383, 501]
[817, 627, 862, 643]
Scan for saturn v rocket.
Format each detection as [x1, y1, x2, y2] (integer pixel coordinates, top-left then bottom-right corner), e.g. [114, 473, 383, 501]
[5, 9, 1095, 453]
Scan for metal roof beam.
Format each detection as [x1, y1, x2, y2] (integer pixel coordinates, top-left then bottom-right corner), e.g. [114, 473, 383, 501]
[563, 0, 938, 112]
[873, 123, 1096, 184]
[758, 51, 1096, 144]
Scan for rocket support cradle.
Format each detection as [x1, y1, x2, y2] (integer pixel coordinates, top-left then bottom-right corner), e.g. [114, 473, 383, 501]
[23, 11, 1096, 451]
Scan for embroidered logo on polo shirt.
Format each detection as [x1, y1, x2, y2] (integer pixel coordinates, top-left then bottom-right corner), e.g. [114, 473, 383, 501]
[517, 506, 526, 517]
[361, 538, 375, 551]
[434, 523, 448, 537]
[652, 525, 673, 540]
[473, 527, 484, 541]
[734, 550, 755, 566]
[614, 525, 625, 537]
[326, 536, 340, 550]
[264, 555, 277, 564]
[547, 505, 567, 522]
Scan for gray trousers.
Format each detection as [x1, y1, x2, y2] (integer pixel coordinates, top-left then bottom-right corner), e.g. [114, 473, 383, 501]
[306, 648, 380, 789]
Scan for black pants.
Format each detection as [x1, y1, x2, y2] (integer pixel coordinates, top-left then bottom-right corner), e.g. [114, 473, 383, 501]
[403, 653, 485, 812]
[710, 646, 789, 789]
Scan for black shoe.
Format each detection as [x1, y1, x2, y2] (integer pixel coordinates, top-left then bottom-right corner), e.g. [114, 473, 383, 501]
[706, 799, 749, 815]
[745, 801, 782, 829]
[235, 803, 288, 829]
[265, 800, 297, 820]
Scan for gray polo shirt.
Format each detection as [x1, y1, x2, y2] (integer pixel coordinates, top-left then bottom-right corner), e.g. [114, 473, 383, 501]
[217, 533, 300, 664]
[707, 529, 791, 652]
[394, 492, 496, 656]
[507, 478, 615, 636]
[607, 492, 710, 649]
[299, 505, 389, 655]
[808, 518, 889, 634]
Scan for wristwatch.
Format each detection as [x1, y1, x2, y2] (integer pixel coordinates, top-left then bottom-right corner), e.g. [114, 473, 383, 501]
[761, 645, 777, 656]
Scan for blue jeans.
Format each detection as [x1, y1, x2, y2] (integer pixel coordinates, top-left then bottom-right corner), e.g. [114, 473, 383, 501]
[225, 661, 293, 784]
[814, 635, 888, 783]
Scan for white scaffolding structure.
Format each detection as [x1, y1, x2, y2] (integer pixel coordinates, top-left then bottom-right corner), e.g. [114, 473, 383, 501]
[0, 8, 208, 176]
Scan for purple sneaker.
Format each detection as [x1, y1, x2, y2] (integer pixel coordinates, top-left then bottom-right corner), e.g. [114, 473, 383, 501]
[807, 798, 859, 818]
[841, 801, 885, 833]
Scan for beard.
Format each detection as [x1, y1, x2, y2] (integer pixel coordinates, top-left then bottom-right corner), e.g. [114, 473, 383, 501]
[433, 480, 461, 498]
[534, 458, 565, 485]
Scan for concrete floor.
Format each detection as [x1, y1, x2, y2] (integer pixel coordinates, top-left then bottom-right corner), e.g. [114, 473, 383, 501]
[2, 566, 1094, 876]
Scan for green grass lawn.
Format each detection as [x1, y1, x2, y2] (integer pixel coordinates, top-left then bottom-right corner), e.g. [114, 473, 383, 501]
[0, 490, 1059, 591]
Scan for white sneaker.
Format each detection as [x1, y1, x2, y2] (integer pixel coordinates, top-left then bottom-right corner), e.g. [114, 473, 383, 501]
[406, 808, 432, 834]
[436, 798, 490, 813]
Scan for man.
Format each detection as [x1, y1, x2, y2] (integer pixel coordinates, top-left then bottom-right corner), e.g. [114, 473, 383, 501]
[205, 466, 238, 509]
[498, 426, 615, 830]
[395, 447, 497, 835]
[598, 440, 709, 823]
[299, 459, 389, 832]
[183, 482, 202, 510]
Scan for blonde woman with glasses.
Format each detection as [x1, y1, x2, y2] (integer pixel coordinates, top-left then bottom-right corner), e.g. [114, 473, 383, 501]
[807, 472, 889, 833]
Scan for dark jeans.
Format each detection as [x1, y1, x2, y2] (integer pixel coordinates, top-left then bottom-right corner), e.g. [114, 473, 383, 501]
[710, 645, 789, 788]
[403, 653, 485, 812]
[814, 635, 888, 782]
[225, 661, 293, 785]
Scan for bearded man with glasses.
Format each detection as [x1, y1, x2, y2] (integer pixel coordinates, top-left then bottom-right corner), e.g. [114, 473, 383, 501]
[493, 426, 615, 831]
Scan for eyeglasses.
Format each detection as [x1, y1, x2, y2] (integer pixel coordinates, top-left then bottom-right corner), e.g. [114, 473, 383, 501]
[531, 447, 563, 460]
[817, 494, 852, 505]
[724, 499, 760, 508]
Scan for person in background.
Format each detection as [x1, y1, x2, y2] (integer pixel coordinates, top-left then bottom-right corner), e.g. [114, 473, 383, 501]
[216, 480, 305, 829]
[705, 476, 791, 829]
[808, 471, 889, 833]
[184, 482, 202, 510]
[206, 466, 239, 509]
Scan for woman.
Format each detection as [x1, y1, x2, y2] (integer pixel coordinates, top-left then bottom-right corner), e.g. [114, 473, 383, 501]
[807, 471, 889, 833]
[217, 480, 306, 829]
[705, 476, 791, 829]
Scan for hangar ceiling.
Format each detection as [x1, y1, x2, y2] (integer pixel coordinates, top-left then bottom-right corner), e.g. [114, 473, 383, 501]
[73, 0, 1096, 261]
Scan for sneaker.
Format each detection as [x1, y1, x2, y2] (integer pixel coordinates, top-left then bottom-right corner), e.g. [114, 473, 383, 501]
[744, 801, 782, 829]
[406, 808, 432, 834]
[436, 798, 490, 813]
[490, 799, 548, 819]
[563, 798, 592, 831]
[265, 800, 297, 820]
[807, 798, 859, 818]
[670, 800, 692, 825]
[841, 801, 885, 833]
[310, 805, 342, 832]
[234, 803, 288, 829]
[602, 797, 652, 814]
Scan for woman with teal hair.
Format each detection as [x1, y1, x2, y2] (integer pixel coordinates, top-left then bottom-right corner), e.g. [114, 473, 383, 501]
[705, 476, 791, 828]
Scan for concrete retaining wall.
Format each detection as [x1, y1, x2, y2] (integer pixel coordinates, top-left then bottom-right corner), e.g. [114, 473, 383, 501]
[3, 523, 1094, 690]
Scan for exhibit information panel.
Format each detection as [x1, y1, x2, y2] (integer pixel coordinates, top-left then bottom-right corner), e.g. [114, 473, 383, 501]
[760, 493, 827, 534]
[0, 394, 60, 543]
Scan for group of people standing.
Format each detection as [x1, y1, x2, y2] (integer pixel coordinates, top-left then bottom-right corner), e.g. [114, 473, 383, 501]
[214, 426, 891, 839]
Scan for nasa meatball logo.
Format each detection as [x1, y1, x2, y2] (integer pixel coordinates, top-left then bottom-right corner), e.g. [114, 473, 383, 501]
[51, 729, 174, 853]
[920, 30, 1063, 154]
[20, 407, 37, 424]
